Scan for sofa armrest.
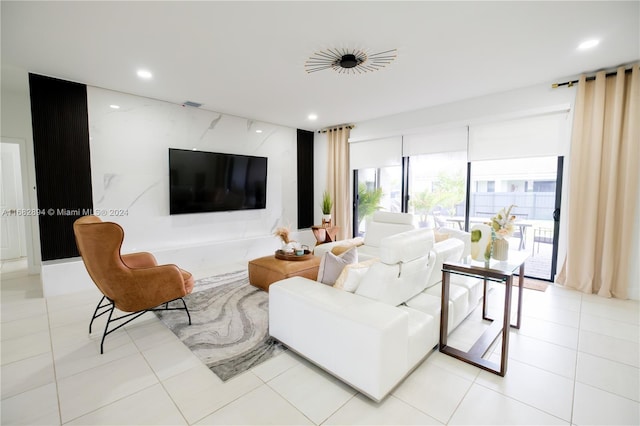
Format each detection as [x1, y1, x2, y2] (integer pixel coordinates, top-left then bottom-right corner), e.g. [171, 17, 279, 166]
[269, 277, 409, 401]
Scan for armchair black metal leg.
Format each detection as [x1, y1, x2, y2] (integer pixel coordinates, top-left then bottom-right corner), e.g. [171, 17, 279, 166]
[100, 303, 116, 354]
[180, 298, 192, 325]
[89, 296, 104, 334]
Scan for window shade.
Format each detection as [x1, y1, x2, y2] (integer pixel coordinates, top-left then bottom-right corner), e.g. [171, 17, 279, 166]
[468, 110, 570, 161]
[350, 136, 402, 169]
[402, 127, 468, 157]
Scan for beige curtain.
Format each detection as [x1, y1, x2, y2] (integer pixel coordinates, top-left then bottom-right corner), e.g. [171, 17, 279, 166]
[558, 64, 639, 299]
[327, 126, 352, 240]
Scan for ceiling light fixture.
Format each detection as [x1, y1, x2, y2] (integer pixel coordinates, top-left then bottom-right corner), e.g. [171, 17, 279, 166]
[109, 104, 120, 109]
[308, 114, 318, 120]
[578, 39, 600, 50]
[305, 48, 397, 74]
[137, 69, 153, 79]
[255, 129, 263, 133]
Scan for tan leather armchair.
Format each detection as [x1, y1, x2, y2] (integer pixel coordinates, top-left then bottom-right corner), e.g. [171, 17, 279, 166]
[73, 215, 194, 353]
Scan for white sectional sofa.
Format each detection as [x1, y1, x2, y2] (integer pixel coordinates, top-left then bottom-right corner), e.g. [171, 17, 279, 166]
[313, 211, 415, 261]
[269, 224, 483, 401]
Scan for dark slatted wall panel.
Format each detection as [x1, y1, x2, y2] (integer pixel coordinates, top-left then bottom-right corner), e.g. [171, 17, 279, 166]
[29, 73, 93, 261]
[296, 129, 314, 228]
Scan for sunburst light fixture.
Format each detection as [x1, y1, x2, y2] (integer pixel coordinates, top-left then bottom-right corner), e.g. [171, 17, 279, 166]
[304, 48, 397, 74]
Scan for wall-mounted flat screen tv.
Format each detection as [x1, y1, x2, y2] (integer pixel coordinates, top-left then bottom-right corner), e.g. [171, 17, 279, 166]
[169, 148, 267, 214]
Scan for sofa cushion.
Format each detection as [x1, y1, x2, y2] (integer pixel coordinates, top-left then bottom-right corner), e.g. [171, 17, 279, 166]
[317, 247, 358, 285]
[371, 211, 414, 225]
[355, 253, 433, 306]
[427, 238, 465, 288]
[334, 258, 379, 292]
[398, 306, 437, 366]
[363, 211, 415, 248]
[379, 228, 434, 265]
[425, 282, 470, 330]
[436, 227, 472, 259]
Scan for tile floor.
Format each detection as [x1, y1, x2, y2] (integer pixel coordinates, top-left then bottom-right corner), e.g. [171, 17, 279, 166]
[1, 259, 639, 425]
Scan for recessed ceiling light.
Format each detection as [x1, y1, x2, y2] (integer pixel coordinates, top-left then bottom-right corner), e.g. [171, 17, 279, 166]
[255, 129, 263, 133]
[109, 104, 120, 109]
[137, 69, 153, 79]
[578, 39, 599, 50]
[308, 114, 318, 121]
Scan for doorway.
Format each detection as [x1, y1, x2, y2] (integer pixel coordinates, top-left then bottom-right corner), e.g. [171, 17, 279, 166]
[1, 141, 28, 261]
[468, 156, 563, 281]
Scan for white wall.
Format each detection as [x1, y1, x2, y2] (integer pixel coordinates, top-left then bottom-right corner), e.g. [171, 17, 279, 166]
[86, 87, 299, 253]
[0, 66, 41, 275]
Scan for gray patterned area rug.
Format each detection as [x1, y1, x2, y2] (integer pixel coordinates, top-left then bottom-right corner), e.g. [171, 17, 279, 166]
[155, 270, 286, 381]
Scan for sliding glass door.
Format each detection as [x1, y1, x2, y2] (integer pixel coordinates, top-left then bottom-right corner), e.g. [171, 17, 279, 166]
[468, 156, 563, 281]
[353, 166, 402, 237]
[406, 151, 467, 229]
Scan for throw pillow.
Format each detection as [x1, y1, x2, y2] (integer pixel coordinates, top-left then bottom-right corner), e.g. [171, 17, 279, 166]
[330, 237, 365, 256]
[434, 231, 450, 243]
[334, 258, 379, 292]
[317, 247, 358, 285]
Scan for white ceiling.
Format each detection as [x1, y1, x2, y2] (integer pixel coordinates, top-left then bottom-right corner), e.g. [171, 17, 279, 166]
[2, 1, 638, 131]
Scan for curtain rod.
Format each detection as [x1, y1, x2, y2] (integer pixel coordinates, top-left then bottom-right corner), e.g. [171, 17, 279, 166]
[317, 124, 355, 134]
[552, 66, 634, 88]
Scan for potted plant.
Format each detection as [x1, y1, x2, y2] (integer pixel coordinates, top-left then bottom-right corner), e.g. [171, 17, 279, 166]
[321, 190, 333, 226]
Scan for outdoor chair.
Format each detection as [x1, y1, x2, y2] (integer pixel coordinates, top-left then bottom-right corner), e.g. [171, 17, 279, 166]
[73, 215, 193, 353]
[533, 227, 553, 254]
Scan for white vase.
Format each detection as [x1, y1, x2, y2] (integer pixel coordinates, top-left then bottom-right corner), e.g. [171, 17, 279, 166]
[470, 224, 492, 262]
[492, 237, 509, 261]
[321, 214, 331, 226]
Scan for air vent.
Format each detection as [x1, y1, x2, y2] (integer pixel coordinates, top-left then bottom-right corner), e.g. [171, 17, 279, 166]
[183, 101, 203, 108]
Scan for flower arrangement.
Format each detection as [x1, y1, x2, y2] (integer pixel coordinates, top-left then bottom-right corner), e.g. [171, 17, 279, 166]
[490, 205, 516, 238]
[274, 225, 292, 244]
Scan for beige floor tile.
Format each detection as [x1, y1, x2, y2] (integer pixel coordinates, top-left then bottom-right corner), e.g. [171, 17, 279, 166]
[1, 352, 55, 399]
[66, 383, 187, 425]
[392, 361, 472, 424]
[0, 329, 51, 365]
[579, 330, 639, 367]
[477, 356, 574, 421]
[1, 313, 49, 340]
[141, 338, 203, 380]
[449, 384, 567, 425]
[267, 361, 357, 424]
[576, 352, 640, 402]
[52, 324, 139, 379]
[0, 382, 60, 425]
[0, 298, 47, 323]
[580, 312, 640, 343]
[580, 299, 640, 325]
[162, 363, 263, 424]
[507, 332, 577, 378]
[572, 382, 640, 425]
[422, 350, 481, 382]
[325, 393, 441, 425]
[46, 288, 101, 313]
[250, 350, 302, 382]
[125, 314, 183, 351]
[196, 384, 312, 425]
[57, 353, 158, 423]
[47, 301, 100, 329]
[515, 315, 579, 349]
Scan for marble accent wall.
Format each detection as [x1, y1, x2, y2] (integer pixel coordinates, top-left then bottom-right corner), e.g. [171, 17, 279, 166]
[86, 87, 298, 257]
